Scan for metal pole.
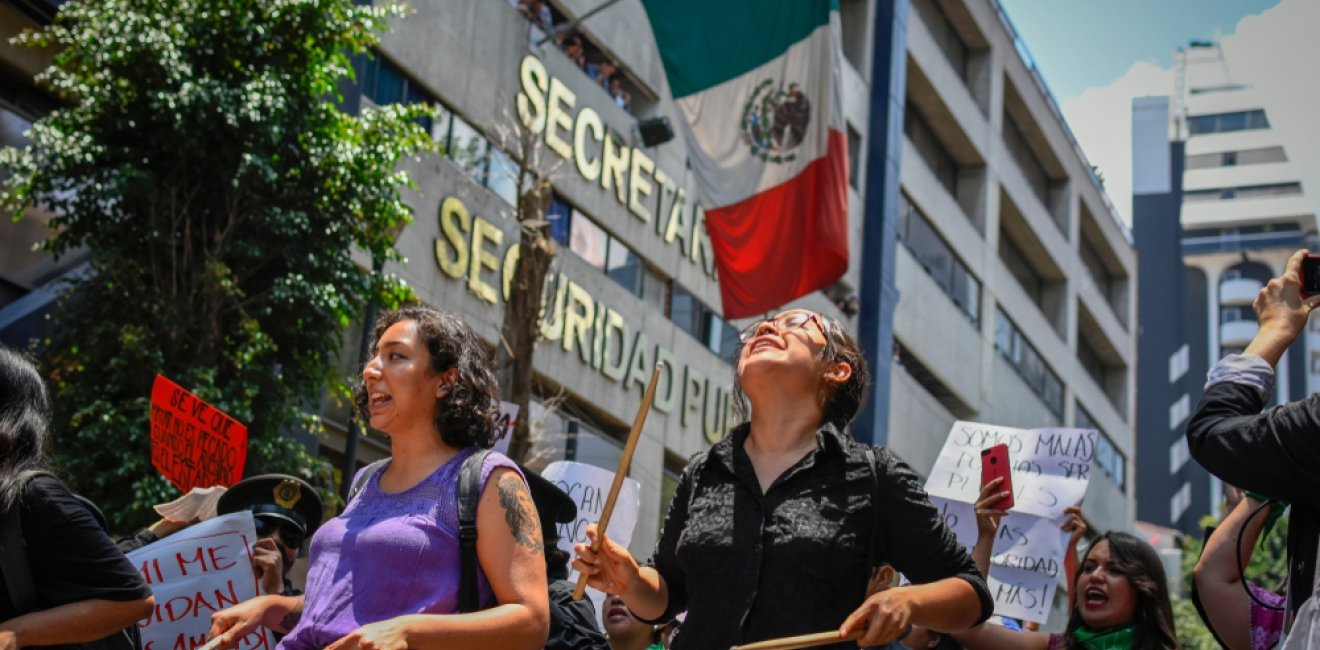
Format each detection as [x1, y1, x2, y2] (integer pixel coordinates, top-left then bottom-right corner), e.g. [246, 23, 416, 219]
[340, 259, 384, 502]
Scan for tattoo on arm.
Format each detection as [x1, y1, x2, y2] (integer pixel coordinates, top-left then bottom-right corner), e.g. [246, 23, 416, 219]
[498, 474, 544, 555]
[275, 598, 304, 634]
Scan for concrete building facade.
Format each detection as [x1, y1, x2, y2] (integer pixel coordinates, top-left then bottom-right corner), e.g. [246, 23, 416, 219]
[1132, 43, 1316, 535]
[1, 0, 1137, 617]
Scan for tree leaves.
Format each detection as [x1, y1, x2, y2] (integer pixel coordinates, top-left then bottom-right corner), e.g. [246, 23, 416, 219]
[2, 0, 430, 530]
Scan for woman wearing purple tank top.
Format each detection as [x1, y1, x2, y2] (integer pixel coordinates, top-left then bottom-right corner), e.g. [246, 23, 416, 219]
[208, 305, 549, 650]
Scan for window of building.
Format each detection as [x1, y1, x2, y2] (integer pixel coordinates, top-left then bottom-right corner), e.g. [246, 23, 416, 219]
[668, 284, 735, 361]
[1169, 344, 1189, 383]
[1185, 182, 1302, 202]
[1075, 406, 1125, 491]
[839, 0, 870, 73]
[569, 211, 608, 269]
[895, 342, 976, 418]
[912, 0, 968, 80]
[448, 114, 490, 186]
[904, 107, 958, 196]
[1079, 235, 1115, 299]
[1169, 436, 1190, 475]
[1170, 482, 1192, 522]
[1077, 336, 1106, 390]
[605, 237, 643, 295]
[1168, 393, 1191, 430]
[999, 234, 1044, 305]
[1185, 137, 1280, 165]
[1003, 116, 1052, 211]
[897, 195, 980, 324]
[1187, 109, 1270, 135]
[486, 147, 521, 207]
[994, 309, 1063, 417]
[847, 124, 863, 190]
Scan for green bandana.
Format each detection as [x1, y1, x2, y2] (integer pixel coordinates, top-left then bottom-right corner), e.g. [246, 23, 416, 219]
[1071, 626, 1135, 650]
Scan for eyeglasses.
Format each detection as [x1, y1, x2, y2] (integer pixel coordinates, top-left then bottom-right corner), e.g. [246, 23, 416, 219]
[254, 516, 306, 549]
[739, 310, 821, 343]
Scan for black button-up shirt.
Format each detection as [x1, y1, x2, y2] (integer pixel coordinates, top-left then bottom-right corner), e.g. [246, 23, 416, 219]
[646, 423, 993, 650]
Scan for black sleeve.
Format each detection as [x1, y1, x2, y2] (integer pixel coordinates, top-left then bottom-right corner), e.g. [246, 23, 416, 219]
[546, 580, 611, 650]
[1187, 382, 1320, 508]
[639, 454, 701, 624]
[873, 447, 994, 625]
[115, 528, 159, 554]
[22, 476, 154, 608]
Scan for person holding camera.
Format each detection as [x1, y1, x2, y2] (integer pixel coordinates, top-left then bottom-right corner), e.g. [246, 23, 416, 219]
[1187, 249, 1320, 641]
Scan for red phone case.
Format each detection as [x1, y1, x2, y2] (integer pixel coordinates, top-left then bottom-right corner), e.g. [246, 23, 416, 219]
[980, 444, 1015, 510]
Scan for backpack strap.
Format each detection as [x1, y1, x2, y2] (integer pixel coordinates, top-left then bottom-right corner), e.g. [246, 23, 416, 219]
[457, 449, 493, 613]
[864, 448, 885, 580]
[346, 458, 390, 505]
[1, 470, 55, 614]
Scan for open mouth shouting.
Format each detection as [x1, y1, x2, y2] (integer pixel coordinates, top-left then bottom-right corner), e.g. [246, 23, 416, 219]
[1083, 586, 1109, 610]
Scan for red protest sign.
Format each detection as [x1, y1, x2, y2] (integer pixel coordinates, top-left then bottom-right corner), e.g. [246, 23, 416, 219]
[149, 375, 248, 493]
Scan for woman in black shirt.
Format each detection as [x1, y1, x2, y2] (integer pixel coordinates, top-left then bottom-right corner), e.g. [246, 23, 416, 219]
[0, 346, 155, 650]
[574, 309, 993, 649]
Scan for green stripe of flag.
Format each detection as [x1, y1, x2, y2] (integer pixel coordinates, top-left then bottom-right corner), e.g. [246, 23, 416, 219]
[640, 0, 834, 99]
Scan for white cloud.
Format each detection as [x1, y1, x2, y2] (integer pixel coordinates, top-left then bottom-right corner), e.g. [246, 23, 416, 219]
[1060, 0, 1320, 227]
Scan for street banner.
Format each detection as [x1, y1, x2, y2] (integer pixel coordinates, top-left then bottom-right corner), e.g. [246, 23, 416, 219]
[540, 460, 640, 615]
[639, 0, 849, 318]
[925, 421, 1096, 519]
[127, 512, 269, 650]
[149, 375, 248, 493]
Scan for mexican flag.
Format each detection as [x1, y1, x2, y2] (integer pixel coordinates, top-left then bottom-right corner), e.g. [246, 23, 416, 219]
[641, 0, 849, 320]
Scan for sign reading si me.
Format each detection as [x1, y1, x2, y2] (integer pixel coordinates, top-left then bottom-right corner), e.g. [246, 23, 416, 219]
[150, 375, 248, 493]
[925, 421, 1096, 519]
[128, 513, 269, 650]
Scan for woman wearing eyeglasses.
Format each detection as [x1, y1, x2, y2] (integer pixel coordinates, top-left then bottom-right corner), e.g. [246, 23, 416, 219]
[573, 309, 994, 649]
[208, 305, 549, 650]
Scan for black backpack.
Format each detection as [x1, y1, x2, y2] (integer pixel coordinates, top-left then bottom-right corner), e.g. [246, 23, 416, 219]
[0, 470, 143, 650]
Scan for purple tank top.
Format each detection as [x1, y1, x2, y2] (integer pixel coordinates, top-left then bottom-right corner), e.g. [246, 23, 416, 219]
[277, 448, 521, 650]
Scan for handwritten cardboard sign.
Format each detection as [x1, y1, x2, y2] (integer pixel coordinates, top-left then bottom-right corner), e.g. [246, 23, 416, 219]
[925, 421, 1096, 519]
[540, 460, 640, 616]
[127, 512, 269, 650]
[150, 375, 248, 493]
[987, 564, 1057, 623]
[930, 494, 1073, 624]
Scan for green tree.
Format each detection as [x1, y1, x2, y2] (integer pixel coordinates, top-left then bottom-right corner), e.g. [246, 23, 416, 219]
[1, 0, 431, 530]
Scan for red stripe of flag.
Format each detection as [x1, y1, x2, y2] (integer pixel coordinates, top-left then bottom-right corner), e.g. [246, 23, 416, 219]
[705, 129, 850, 320]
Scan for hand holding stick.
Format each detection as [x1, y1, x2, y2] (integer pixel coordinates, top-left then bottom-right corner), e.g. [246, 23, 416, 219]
[571, 363, 664, 600]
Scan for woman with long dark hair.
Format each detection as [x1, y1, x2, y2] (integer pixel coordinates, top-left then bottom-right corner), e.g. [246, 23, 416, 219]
[573, 309, 994, 649]
[952, 531, 1178, 650]
[209, 305, 549, 650]
[0, 346, 155, 649]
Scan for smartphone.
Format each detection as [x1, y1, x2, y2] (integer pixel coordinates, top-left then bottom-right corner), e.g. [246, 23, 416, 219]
[980, 444, 1015, 510]
[1302, 256, 1320, 298]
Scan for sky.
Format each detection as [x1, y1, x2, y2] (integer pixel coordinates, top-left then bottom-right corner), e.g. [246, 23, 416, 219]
[995, 0, 1320, 227]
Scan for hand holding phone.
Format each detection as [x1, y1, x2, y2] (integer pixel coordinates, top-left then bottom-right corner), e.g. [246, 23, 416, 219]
[980, 444, 1014, 510]
[1301, 255, 1320, 298]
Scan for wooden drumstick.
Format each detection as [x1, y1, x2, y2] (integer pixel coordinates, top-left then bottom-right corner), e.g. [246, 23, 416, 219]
[730, 629, 864, 650]
[571, 362, 665, 600]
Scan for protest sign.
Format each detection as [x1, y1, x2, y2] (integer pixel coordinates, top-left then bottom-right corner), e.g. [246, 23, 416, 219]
[150, 375, 248, 493]
[491, 402, 520, 456]
[540, 460, 640, 614]
[929, 496, 978, 551]
[925, 421, 1096, 519]
[127, 512, 268, 650]
[987, 564, 1057, 623]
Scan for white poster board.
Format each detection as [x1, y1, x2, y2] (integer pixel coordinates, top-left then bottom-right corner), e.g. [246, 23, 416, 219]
[924, 422, 1095, 625]
[540, 460, 640, 617]
[127, 512, 269, 650]
[925, 421, 1096, 519]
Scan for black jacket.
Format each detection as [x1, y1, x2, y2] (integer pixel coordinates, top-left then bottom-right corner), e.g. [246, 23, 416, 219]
[646, 423, 993, 650]
[1187, 380, 1320, 616]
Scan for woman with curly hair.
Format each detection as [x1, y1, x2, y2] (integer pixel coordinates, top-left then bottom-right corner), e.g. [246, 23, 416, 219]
[210, 305, 549, 650]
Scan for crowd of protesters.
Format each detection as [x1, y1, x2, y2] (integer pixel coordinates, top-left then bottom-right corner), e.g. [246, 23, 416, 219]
[10, 249, 1320, 650]
[512, 0, 632, 111]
